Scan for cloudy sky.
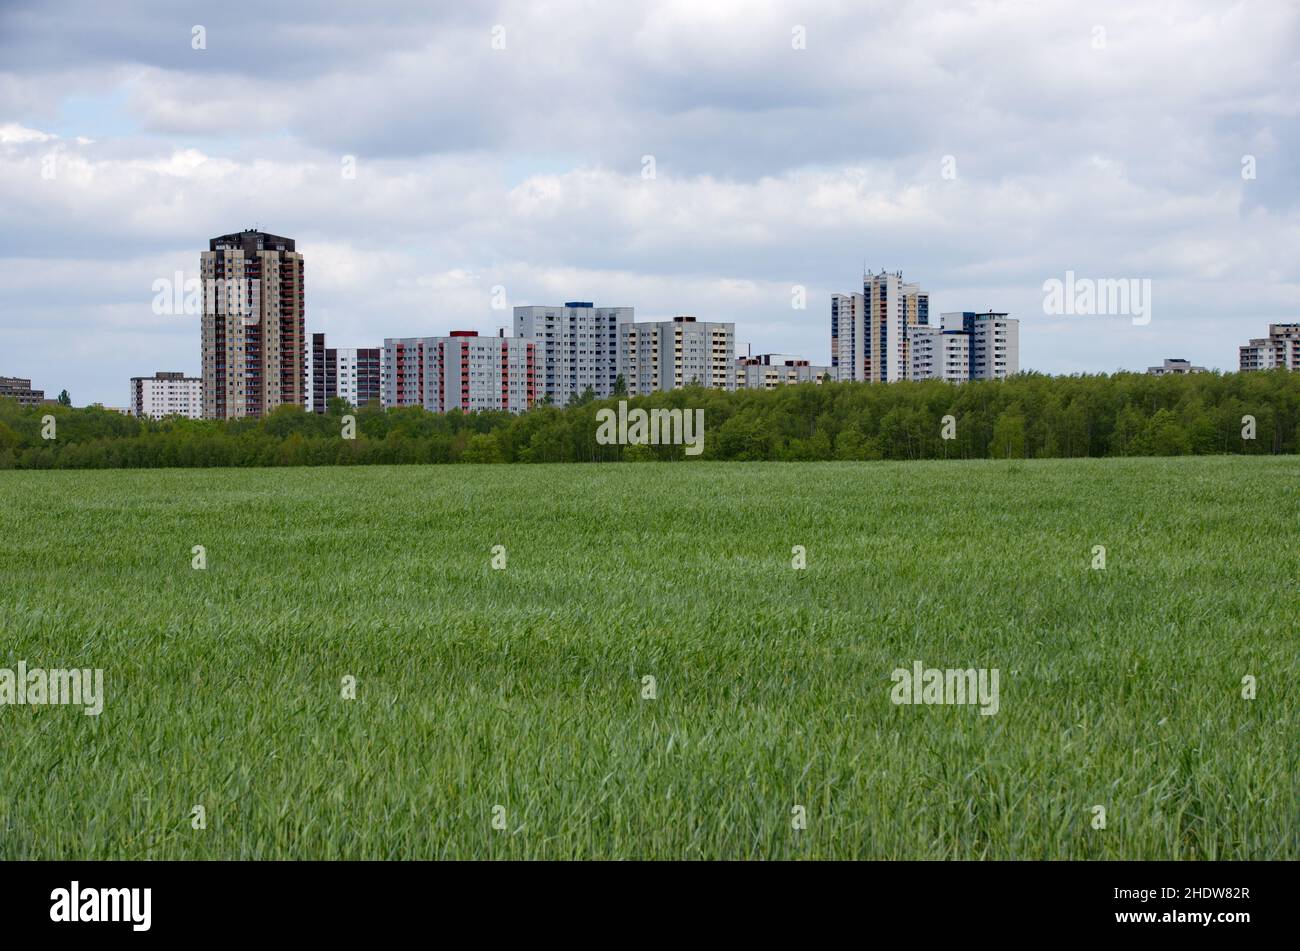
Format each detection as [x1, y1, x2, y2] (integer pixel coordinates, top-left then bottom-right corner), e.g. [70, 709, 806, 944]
[1, 0, 1297, 405]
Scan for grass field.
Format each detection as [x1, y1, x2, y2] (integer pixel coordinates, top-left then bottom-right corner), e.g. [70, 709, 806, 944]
[0, 457, 1295, 860]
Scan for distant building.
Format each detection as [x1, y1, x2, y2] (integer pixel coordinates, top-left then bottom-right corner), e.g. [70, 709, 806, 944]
[0, 376, 45, 407]
[383, 332, 535, 413]
[1239, 324, 1300, 372]
[908, 326, 971, 383]
[940, 312, 1020, 380]
[514, 302, 632, 405]
[129, 372, 202, 418]
[617, 316, 734, 395]
[308, 333, 381, 412]
[1147, 358, 1206, 376]
[830, 292, 865, 383]
[831, 271, 929, 383]
[200, 229, 306, 419]
[733, 354, 831, 389]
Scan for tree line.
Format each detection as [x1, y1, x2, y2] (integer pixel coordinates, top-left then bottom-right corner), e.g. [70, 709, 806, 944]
[1, 370, 1298, 469]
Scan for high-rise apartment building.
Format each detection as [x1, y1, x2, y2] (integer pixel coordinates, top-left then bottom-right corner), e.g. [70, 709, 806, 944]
[1239, 324, 1300, 371]
[908, 326, 971, 383]
[940, 312, 1020, 380]
[129, 371, 202, 418]
[200, 230, 305, 419]
[830, 293, 864, 383]
[308, 333, 381, 412]
[0, 376, 45, 407]
[514, 302, 632, 405]
[383, 332, 535, 413]
[733, 354, 830, 389]
[831, 271, 929, 382]
[617, 316, 734, 395]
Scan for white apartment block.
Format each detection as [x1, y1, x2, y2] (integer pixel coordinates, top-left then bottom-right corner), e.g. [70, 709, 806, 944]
[941, 312, 1020, 380]
[1148, 358, 1206, 376]
[617, 316, 734, 395]
[382, 332, 535, 413]
[831, 271, 929, 383]
[733, 354, 831, 389]
[308, 334, 381, 412]
[514, 302, 632, 405]
[908, 326, 971, 383]
[334, 349, 373, 408]
[1240, 324, 1300, 372]
[129, 371, 203, 418]
[830, 292, 865, 382]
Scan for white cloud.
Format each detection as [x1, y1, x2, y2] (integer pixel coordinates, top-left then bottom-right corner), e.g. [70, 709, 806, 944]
[0, 123, 55, 144]
[0, 0, 1298, 401]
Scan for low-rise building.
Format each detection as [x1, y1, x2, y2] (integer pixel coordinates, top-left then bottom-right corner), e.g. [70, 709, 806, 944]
[0, 376, 46, 407]
[1147, 358, 1206, 376]
[733, 354, 830, 389]
[129, 372, 203, 418]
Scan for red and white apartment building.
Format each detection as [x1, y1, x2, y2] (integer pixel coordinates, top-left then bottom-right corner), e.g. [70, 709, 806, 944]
[382, 332, 535, 413]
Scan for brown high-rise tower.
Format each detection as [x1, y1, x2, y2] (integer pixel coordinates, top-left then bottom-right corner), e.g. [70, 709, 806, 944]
[200, 230, 305, 419]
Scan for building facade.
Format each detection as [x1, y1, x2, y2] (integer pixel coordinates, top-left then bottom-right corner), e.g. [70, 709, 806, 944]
[617, 316, 734, 395]
[1239, 324, 1300, 372]
[129, 371, 202, 418]
[0, 376, 45, 407]
[1147, 358, 1206, 376]
[831, 271, 929, 382]
[514, 302, 632, 405]
[830, 293, 864, 383]
[200, 230, 306, 419]
[733, 354, 830, 389]
[908, 326, 971, 382]
[940, 312, 1020, 380]
[308, 333, 381, 412]
[383, 332, 535, 413]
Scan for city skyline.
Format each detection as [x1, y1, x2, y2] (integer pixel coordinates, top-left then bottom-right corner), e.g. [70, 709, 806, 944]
[3, 1, 1299, 405]
[7, 225, 1295, 415]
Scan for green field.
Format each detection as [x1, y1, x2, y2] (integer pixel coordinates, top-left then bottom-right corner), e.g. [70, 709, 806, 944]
[0, 458, 1295, 859]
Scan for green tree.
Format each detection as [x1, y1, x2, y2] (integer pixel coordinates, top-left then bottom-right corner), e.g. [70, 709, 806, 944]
[833, 427, 871, 461]
[567, 386, 597, 408]
[460, 432, 504, 463]
[990, 408, 1027, 459]
[2, 369, 1296, 470]
[1142, 409, 1191, 456]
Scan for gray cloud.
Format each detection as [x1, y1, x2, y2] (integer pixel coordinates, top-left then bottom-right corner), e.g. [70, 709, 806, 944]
[1, 0, 1298, 404]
